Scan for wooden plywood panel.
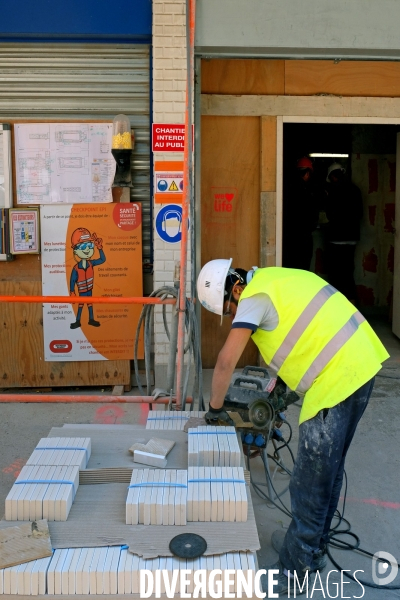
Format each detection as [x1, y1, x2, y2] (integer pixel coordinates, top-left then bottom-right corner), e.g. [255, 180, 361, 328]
[285, 60, 400, 97]
[0, 281, 130, 388]
[0, 120, 133, 388]
[0, 255, 41, 282]
[201, 116, 260, 368]
[201, 59, 285, 95]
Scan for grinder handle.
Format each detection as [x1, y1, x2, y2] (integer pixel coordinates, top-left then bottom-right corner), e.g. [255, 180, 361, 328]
[231, 375, 264, 391]
[242, 365, 270, 379]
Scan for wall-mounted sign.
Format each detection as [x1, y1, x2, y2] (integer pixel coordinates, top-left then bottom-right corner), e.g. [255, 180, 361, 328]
[152, 124, 185, 152]
[152, 124, 194, 153]
[155, 204, 189, 244]
[9, 208, 40, 254]
[14, 123, 113, 205]
[41, 203, 143, 362]
[154, 161, 183, 204]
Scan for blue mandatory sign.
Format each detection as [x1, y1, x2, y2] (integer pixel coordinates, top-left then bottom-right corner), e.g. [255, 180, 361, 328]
[155, 204, 188, 244]
[157, 179, 168, 192]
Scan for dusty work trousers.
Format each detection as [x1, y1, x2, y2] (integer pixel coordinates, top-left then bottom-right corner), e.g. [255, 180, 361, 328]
[279, 377, 375, 575]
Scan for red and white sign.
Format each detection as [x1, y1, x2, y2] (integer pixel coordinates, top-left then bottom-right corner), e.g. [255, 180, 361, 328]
[152, 124, 193, 152]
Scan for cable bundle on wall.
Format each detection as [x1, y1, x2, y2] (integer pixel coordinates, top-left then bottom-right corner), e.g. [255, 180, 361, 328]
[133, 286, 203, 411]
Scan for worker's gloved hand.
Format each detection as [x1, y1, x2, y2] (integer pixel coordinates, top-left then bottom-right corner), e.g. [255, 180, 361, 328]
[205, 404, 235, 426]
[92, 233, 103, 250]
[69, 291, 76, 297]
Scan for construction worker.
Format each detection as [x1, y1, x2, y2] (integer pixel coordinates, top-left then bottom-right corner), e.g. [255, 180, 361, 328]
[197, 260, 389, 596]
[283, 157, 319, 271]
[69, 228, 106, 329]
[324, 162, 363, 303]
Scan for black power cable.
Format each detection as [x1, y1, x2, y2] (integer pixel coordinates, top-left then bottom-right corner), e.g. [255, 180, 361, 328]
[248, 430, 400, 590]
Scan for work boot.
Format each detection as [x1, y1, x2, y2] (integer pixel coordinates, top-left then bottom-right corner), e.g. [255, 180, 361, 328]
[88, 319, 101, 327]
[70, 320, 81, 330]
[271, 529, 328, 571]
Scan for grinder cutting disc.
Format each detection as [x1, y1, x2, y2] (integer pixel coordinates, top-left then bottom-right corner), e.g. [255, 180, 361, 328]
[169, 533, 207, 559]
[248, 399, 274, 429]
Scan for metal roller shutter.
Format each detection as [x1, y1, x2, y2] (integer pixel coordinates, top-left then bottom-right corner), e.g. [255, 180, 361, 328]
[0, 43, 151, 267]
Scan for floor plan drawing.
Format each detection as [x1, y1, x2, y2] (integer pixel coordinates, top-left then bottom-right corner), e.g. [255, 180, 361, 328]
[55, 124, 89, 151]
[15, 123, 114, 204]
[17, 150, 52, 204]
[57, 156, 88, 174]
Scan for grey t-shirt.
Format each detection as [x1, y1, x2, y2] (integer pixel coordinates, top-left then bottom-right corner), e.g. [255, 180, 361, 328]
[232, 293, 279, 332]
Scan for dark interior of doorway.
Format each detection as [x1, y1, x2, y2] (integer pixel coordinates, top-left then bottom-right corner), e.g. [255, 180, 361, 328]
[282, 123, 399, 317]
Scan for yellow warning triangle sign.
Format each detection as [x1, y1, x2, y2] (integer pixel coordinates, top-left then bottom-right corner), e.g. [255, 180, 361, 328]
[169, 180, 179, 191]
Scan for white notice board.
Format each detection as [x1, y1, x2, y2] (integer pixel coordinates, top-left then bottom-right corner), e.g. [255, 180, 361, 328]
[14, 123, 114, 205]
[0, 124, 12, 209]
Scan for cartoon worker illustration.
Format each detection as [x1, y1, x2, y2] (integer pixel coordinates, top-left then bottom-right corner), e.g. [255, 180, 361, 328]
[69, 227, 106, 329]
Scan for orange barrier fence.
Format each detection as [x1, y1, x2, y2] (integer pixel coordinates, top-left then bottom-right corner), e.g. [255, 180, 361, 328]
[0, 395, 192, 404]
[0, 296, 176, 304]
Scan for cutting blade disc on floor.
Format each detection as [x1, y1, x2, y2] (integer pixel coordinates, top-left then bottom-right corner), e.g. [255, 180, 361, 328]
[169, 533, 207, 558]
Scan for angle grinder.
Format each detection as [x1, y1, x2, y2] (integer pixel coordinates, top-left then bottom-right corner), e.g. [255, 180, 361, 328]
[223, 366, 299, 435]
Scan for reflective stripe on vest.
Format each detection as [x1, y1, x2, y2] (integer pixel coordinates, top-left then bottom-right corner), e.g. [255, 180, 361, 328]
[77, 277, 93, 292]
[296, 310, 365, 394]
[270, 284, 337, 372]
[74, 263, 94, 293]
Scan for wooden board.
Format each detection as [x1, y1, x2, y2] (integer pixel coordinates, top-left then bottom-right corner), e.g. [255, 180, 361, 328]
[0, 281, 130, 388]
[201, 94, 400, 119]
[200, 116, 260, 368]
[260, 116, 277, 192]
[260, 117, 277, 268]
[201, 59, 285, 95]
[285, 60, 400, 98]
[260, 192, 276, 268]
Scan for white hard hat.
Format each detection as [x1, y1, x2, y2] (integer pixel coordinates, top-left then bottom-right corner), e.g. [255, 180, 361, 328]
[326, 162, 346, 182]
[197, 258, 232, 324]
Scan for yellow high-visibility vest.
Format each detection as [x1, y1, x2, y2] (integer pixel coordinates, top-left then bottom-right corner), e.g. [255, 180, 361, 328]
[239, 268, 389, 424]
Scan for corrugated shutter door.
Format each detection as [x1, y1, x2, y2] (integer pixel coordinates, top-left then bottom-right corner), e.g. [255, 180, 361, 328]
[0, 43, 151, 265]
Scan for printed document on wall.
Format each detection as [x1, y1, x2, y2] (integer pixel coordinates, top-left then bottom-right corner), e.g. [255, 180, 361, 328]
[41, 203, 144, 362]
[15, 123, 114, 204]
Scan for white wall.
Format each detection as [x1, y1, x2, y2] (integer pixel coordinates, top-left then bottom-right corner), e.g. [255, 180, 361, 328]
[196, 0, 400, 58]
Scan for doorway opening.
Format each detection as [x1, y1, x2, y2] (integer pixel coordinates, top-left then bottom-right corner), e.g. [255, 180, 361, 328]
[282, 122, 399, 325]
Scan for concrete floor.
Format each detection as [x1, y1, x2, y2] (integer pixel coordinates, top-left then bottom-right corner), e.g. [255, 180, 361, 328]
[0, 318, 399, 598]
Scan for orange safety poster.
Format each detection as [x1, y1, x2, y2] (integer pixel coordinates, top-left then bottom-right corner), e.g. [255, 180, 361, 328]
[41, 203, 143, 361]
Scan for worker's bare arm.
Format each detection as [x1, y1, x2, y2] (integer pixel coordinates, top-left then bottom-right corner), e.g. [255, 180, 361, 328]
[209, 328, 253, 409]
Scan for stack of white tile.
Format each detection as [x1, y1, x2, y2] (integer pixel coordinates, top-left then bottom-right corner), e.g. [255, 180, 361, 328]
[5, 464, 80, 521]
[126, 468, 187, 525]
[47, 547, 122, 595]
[0, 556, 52, 596]
[26, 437, 91, 470]
[188, 426, 241, 467]
[0, 548, 257, 595]
[187, 466, 248, 522]
[146, 411, 206, 430]
[117, 549, 147, 595]
[117, 549, 257, 595]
